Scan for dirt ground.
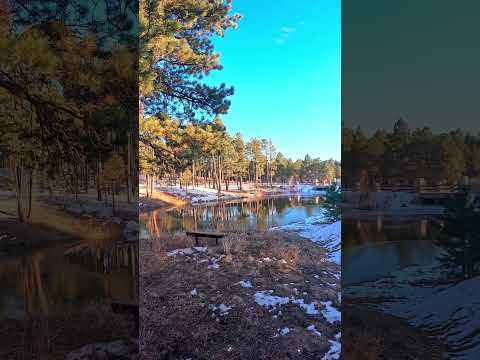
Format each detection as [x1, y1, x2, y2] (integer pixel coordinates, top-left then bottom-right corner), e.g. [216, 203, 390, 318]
[342, 303, 445, 360]
[140, 230, 341, 360]
[0, 303, 137, 360]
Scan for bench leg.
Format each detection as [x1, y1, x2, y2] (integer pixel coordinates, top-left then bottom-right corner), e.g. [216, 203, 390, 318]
[216, 237, 218, 246]
[195, 236, 199, 245]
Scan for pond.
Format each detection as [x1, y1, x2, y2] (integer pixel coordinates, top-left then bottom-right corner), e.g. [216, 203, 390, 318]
[342, 214, 480, 359]
[140, 195, 326, 235]
[0, 221, 138, 322]
[342, 215, 443, 285]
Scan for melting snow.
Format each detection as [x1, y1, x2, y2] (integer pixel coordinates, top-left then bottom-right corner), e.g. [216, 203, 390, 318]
[292, 298, 320, 315]
[254, 291, 290, 308]
[254, 291, 321, 315]
[209, 303, 233, 317]
[167, 247, 194, 257]
[208, 257, 220, 270]
[346, 264, 480, 359]
[322, 333, 341, 360]
[235, 280, 253, 288]
[321, 301, 341, 324]
[273, 215, 341, 265]
[307, 325, 322, 337]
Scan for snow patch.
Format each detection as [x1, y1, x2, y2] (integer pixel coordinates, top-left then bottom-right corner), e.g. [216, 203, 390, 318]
[307, 325, 322, 337]
[321, 301, 341, 324]
[274, 215, 341, 265]
[273, 327, 291, 337]
[235, 280, 253, 288]
[254, 291, 321, 315]
[322, 333, 341, 360]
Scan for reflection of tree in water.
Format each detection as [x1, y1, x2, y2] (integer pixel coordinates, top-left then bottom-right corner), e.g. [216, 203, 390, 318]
[2, 247, 137, 358]
[143, 197, 325, 234]
[64, 242, 138, 277]
[21, 253, 49, 317]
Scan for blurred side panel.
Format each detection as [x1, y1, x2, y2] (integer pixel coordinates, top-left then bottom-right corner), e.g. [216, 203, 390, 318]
[0, 0, 139, 358]
[342, 1, 480, 359]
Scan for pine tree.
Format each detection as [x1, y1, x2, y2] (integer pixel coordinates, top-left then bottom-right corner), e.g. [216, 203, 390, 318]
[436, 190, 480, 279]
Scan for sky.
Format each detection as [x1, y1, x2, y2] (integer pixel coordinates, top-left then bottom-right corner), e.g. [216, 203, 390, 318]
[343, 0, 480, 135]
[206, 0, 341, 161]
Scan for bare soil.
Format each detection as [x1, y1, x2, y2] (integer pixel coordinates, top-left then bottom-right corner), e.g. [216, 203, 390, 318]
[342, 303, 445, 360]
[140, 230, 341, 360]
[0, 303, 137, 360]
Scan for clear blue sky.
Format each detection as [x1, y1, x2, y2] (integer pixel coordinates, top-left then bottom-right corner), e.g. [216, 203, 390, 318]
[206, 0, 340, 161]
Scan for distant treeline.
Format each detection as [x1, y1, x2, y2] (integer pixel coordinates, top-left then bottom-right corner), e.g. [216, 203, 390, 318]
[342, 119, 480, 188]
[140, 116, 340, 193]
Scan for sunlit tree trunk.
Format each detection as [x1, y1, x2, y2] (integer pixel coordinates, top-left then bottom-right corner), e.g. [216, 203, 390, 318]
[14, 164, 33, 223]
[97, 153, 103, 201]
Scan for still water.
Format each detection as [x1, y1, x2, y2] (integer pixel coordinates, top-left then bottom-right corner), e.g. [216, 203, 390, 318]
[0, 219, 138, 321]
[141, 195, 325, 235]
[342, 215, 443, 285]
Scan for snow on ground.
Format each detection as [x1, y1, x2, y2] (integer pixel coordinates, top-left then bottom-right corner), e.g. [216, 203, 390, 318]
[346, 264, 480, 359]
[320, 301, 341, 324]
[153, 182, 330, 204]
[291, 298, 320, 315]
[253, 290, 339, 320]
[235, 280, 253, 288]
[209, 303, 234, 318]
[307, 325, 322, 337]
[254, 291, 290, 308]
[269, 212, 342, 354]
[274, 214, 341, 265]
[166, 247, 207, 257]
[342, 191, 445, 216]
[321, 333, 341, 360]
[273, 327, 291, 337]
[155, 184, 243, 204]
[293, 184, 328, 196]
[207, 256, 221, 270]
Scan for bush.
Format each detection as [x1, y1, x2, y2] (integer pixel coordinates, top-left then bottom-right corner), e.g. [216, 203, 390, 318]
[221, 232, 247, 255]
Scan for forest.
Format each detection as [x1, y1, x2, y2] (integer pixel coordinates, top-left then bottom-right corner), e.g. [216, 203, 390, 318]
[140, 115, 340, 195]
[0, 0, 138, 222]
[342, 118, 480, 188]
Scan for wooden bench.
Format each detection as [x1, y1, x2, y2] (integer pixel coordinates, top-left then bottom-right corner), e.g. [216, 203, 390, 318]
[186, 231, 225, 245]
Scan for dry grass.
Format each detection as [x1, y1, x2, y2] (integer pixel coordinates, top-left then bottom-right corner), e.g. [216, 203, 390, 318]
[148, 191, 189, 206]
[220, 232, 247, 255]
[151, 231, 194, 255]
[141, 229, 341, 360]
[30, 204, 122, 243]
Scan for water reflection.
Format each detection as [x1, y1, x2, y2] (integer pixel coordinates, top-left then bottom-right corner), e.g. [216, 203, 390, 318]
[342, 216, 439, 247]
[342, 216, 442, 285]
[141, 195, 325, 233]
[0, 236, 138, 321]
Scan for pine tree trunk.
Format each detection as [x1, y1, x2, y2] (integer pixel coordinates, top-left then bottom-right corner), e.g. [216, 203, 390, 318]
[145, 174, 150, 197]
[84, 158, 89, 193]
[97, 154, 103, 201]
[192, 159, 196, 188]
[112, 181, 116, 216]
